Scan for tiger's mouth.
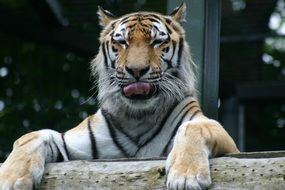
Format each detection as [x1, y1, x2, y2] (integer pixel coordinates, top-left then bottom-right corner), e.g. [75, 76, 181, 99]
[121, 82, 157, 99]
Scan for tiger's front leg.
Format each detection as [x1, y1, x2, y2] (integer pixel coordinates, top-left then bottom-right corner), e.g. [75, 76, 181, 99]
[0, 130, 68, 190]
[0, 112, 120, 189]
[166, 118, 239, 190]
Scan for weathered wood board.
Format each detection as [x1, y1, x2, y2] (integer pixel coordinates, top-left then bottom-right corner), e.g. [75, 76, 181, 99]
[35, 151, 285, 190]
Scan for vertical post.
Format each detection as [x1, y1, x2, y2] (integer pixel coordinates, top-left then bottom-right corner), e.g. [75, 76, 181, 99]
[202, 0, 221, 119]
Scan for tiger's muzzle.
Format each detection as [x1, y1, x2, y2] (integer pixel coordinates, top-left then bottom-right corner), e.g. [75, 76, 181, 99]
[122, 82, 158, 100]
[116, 66, 161, 100]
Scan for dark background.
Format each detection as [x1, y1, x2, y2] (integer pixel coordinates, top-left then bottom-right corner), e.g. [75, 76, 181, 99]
[0, 0, 284, 161]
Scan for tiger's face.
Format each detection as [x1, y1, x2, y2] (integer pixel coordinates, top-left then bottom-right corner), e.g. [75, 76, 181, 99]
[93, 4, 196, 112]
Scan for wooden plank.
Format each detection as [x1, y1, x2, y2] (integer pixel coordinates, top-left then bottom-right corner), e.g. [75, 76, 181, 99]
[36, 154, 285, 189]
[1, 152, 285, 189]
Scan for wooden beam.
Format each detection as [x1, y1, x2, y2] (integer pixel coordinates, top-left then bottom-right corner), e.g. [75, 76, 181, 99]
[0, 151, 284, 189]
[33, 152, 285, 189]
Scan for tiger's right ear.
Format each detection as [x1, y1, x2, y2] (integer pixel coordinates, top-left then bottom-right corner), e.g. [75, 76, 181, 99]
[170, 2, 187, 23]
[97, 6, 115, 27]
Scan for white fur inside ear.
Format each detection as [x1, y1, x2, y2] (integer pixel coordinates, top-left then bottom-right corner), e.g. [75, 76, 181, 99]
[97, 6, 114, 27]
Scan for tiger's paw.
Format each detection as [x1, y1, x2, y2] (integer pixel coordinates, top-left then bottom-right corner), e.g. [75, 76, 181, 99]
[166, 151, 211, 190]
[0, 155, 44, 190]
[0, 174, 34, 190]
[0, 133, 45, 190]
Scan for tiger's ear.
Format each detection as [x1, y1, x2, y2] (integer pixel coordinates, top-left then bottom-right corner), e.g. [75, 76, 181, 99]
[170, 2, 187, 23]
[97, 6, 115, 27]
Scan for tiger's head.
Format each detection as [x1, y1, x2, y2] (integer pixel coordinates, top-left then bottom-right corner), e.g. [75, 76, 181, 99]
[92, 3, 196, 114]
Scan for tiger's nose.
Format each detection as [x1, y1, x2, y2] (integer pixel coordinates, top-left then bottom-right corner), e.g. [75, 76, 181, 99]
[125, 65, 150, 79]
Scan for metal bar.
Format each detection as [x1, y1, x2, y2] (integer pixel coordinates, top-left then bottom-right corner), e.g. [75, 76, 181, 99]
[202, 0, 221, 119]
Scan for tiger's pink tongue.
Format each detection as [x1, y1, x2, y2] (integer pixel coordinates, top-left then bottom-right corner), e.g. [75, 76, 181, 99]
[123, 82, 151, 97]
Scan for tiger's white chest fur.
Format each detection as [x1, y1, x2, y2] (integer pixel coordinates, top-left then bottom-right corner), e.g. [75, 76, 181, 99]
[76, 96, 195, 159]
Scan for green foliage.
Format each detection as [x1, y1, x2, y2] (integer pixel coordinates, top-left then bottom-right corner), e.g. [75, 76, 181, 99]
[0, 34, 97, 162]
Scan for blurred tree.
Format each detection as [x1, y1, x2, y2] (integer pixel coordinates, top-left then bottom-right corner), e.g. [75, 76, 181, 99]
[0, 34, 96, 162]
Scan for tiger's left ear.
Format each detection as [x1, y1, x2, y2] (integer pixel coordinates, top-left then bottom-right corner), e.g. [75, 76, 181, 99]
[170, 2, 187, 23]
[97, 6, 115, 27]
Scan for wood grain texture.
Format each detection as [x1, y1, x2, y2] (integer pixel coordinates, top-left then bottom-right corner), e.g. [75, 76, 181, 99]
[35, 152, 285, 190]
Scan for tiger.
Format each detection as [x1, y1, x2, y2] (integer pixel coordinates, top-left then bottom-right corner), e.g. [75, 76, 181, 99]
[0, 3, 239, 190]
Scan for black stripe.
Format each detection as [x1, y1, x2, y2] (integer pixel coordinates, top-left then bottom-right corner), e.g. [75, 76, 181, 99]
[106, 41, 111, 61]
[110, 23, 116, 30]
[106, 114, 138, 145]
[140, 22, 151, 28]
[106, 42, 115, 69]
[101, 109, 129, 157]
[161, 104, 200, 156]
[127, 23, 137, 29]
[189, 110, 201, 120]
[148, 18, 160, 23]
[152, 24, 160, 31]
[135, 101, 179, 151]
[100, 108, 138, 145]
[171, 70, 179, 78]
[165, 18, 172, 25]
[111, 60, 116, 68]
[102, 43, 109, 68]
[171, 40, 177, 61]
[162, 57, 172, 69]
[170, 7, 180, 17]
[88, 118, 98, 159]
[137, 97, 194, 153]
[61, 133, 70, 160]
[165, 24, 173, 34]
[120, 16, 132, 24]
[120, 19, 129, 25]
[177, 37, 184, 67]
[112, 45, 118, 52]
[48, 143, 54, 161]
[162, 46, 169, 53]
[147, 14, 161, 21]
[55, 143, 64, 162]
[163, 40, 176, 70]
[180, 101, 196, 111]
